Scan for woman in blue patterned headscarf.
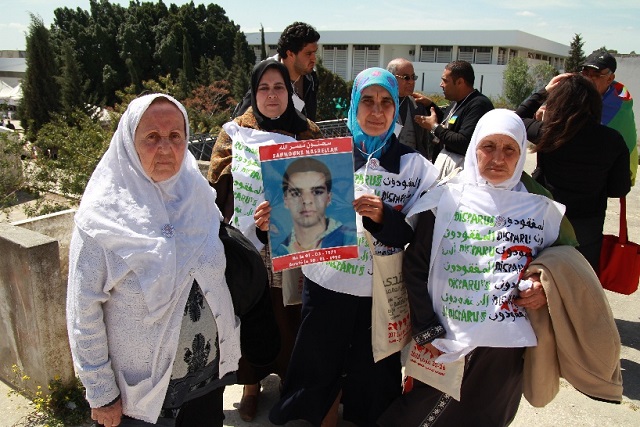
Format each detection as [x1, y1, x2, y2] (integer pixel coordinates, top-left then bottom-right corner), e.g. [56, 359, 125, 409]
[348, 67, 400, 160]
[270, 67, 439, 427]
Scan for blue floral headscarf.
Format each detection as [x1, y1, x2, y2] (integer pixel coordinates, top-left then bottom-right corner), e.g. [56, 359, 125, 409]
[347, 67, 399, 160]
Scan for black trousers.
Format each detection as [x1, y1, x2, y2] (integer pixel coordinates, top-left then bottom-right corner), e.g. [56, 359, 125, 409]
[108, 386, 225, 427]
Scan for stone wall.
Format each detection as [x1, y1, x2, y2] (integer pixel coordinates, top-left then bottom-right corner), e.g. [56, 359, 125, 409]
[0, 169, 212, 394]
[0, 212, 75, 394]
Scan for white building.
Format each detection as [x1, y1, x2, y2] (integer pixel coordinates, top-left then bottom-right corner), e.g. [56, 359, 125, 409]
[245, 30, 569, 98]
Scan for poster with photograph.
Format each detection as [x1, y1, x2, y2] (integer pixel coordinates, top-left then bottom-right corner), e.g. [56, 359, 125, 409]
[260, 137, 358, 271]
[225, 122, 296, 250]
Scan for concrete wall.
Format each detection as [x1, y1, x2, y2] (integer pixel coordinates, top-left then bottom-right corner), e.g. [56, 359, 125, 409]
[12, 209, 76, 285]
[0, 213, 75, 394]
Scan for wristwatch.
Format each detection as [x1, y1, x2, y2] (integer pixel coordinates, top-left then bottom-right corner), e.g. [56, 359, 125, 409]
[430, 124, 440, 136]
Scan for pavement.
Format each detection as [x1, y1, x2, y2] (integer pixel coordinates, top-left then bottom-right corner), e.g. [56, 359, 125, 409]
[2, 152, 640, 426]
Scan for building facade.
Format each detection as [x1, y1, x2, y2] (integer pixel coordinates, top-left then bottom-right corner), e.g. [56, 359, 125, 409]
[245, 30, 569, 98]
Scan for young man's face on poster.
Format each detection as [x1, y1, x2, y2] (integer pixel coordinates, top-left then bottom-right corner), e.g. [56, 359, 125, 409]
[283, 171, 331, 229]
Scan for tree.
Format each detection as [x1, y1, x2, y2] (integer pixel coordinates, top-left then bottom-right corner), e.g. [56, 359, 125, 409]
[57, 40, 87, 117]
[20, 14, 61, 141]
[531, 63, 558, 92]
[183, 81, 236, 134]
[565, 34, 586, 72]
[50, 1, 254, 107]
[260, 24, 267, 60]
[230, 32, 252, 101]
[31, 110, 111, 203]
[503, 57, 534, 108]
[315, 60, 350, 121]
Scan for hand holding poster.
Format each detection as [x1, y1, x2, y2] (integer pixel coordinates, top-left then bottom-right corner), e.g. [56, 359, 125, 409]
[259, 137, 358, 271]
[225, 122, 296, 250]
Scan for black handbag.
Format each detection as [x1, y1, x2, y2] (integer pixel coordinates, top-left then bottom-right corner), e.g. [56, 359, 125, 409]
[218, 221, 280, 367]
[218, 221, 267, 316]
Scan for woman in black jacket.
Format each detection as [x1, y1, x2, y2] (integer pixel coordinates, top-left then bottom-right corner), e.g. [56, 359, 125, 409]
[515, 73, 630, 273]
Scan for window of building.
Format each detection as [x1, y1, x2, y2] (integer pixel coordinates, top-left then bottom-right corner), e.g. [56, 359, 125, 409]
[321, 45, 348, 80]
[419, 45, 452, 63]
[352, 45, 380, 77]
[497, 48, 508, 65]
[458, 46, 492, 64]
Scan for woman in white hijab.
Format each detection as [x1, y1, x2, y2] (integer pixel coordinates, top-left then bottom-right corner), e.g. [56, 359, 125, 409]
[379, 109, 576, 427]
[67, 94, 241, 426]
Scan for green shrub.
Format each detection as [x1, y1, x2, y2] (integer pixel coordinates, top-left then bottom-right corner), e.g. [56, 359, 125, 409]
[0, 132, 25, 208]
[23, 109, 111, 216]
[9, 364, 91, 426]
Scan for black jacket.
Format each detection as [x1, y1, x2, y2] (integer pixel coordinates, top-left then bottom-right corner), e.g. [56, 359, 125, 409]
[430, 90, 494, 157]
[515, 89, 631, 219]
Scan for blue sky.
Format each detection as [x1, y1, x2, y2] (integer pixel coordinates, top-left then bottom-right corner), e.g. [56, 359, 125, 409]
[2, 0, 639, 55]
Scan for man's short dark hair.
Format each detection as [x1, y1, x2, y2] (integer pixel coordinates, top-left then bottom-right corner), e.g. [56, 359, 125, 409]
[276, 22, 320, 58]
[446, 60, 475, 86]
[282, 157, 332, 193]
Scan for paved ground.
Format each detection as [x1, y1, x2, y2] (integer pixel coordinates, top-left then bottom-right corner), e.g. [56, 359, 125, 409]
[2, 152, 640, 426]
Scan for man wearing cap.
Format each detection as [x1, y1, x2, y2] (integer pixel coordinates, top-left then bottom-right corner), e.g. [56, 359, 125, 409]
[582, 49, 638, 185]
[386, 58, 441, 161]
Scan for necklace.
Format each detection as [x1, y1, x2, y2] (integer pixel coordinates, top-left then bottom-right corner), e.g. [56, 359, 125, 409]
[442, 90, 475, 126]
[291, 76, 303, 97]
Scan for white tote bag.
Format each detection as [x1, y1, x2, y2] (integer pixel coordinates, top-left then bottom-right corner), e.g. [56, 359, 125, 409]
[366, 232, 412, 363]
[281, 267, 304, 306]
[405, 342, 465, 401]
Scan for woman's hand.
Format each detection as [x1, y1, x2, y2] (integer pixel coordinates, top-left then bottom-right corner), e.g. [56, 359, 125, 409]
[515, 273, 547, 310]
[91, 398, 122, 427]
[254, 201, 271, 232]
[545, 73, 572, 93]
[353, 193, 384, 224]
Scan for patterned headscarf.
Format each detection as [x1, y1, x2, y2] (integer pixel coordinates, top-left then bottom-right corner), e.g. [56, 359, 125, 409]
[347, 67, 399, 159]
[460, 109, 528, 192]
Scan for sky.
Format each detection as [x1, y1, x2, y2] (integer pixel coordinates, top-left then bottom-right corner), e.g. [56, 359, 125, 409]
[1, 0, 639, 55]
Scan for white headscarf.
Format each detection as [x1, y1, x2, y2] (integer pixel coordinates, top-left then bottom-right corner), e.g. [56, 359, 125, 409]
[459, 108, 528, 192]
[74, 93, 222, 319]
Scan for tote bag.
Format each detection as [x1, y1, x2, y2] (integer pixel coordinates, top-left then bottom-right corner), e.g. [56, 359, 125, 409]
[599, 197, 640, 295]
[405, 342, 465, 401]
[366, 232, 412, 363]
[282, 268, 304, 306]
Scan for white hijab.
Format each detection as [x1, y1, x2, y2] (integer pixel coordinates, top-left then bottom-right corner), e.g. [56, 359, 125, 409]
[74, 93, 222, 319]
[459, 108, 528, 192]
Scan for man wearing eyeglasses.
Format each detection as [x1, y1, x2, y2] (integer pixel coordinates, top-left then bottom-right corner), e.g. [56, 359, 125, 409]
[581, 50, 637, 185]
[387, 58, 442, 161]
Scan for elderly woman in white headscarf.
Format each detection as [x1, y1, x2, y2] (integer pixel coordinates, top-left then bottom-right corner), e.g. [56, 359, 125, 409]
[66, 94, 241, 427]
[378, 109, 577, 427]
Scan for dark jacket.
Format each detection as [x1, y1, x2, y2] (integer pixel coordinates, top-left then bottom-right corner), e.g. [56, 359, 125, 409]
[515, 89, 631, 219]
[429, 90, 494, 157]
[399, 96, 440, 161]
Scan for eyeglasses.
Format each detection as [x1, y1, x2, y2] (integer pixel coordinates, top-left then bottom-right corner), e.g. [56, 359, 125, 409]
[580, 68, 612, 79]
[395, 74, 418, 81]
